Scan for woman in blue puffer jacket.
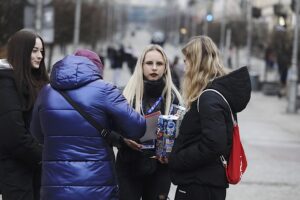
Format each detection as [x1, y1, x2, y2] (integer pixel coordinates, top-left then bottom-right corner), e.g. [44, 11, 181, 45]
[30, 49, 146, 200]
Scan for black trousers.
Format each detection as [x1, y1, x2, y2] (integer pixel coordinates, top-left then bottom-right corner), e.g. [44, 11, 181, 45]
[116, 161, 171, 200]
[0, 159, 41, 200]
[175, 184, 226, 200]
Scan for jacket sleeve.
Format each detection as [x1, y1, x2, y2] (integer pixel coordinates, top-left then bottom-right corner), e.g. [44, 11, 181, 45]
[30, 90, 44, 144]
[104, 85, 146, 140]
[169, 93, 228, 171]
[0, 80, 42, 167]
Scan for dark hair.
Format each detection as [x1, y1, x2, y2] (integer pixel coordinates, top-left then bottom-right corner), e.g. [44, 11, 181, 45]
[7, 29, 49, 111]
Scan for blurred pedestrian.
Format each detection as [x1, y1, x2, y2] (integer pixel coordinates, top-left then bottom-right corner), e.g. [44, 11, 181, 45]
[272, 30, 292, 97]
[124, 45, 137, 74]
[111, 44, 125, 87]
[151, 31, 166, 47]
[116, 44, 182, 200]
[107, 45, 115, 65]
[276, 49, 291, 98]
[30, 49, 146, 200]
[168, 36, 251, 200]
[227, 45, 234, 69]
[97, 47, 106, 68]
[170, 55, 181, 90]
[0, 29, 49, 200]
[264, 45, 276, 70]
[263, 45, 276, 81]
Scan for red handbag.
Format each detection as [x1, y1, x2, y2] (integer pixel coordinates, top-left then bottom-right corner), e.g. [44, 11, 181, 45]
[220, 122, 247, 184]
[199, 89, 248, 184]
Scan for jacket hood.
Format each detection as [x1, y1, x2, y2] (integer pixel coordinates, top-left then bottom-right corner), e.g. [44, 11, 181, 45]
[50, 55, 102, 90]
[74, 49, 104, 78]
[0, 59, 14, 80]
[209, 66, 251, 113]
[0, 59, 12, 70]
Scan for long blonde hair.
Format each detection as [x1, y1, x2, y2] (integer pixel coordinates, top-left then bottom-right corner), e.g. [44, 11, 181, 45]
[182, 36, 227, 109]
[123, 44, 182, 115]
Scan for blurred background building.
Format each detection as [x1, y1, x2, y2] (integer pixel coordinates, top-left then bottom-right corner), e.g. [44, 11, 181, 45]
[0, 0, 299, 110]
[0, 0, 297, 54]
[0, 1, 300, 199]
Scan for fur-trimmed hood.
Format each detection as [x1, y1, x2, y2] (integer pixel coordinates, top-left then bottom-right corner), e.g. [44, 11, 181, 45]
[0, 59, 12, 70]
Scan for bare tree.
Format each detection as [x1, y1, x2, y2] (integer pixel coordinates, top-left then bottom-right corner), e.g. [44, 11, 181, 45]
[0, 0, 25, 48]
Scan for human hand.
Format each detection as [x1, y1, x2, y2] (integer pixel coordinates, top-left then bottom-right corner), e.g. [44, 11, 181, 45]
[123, 138, 142, 151]
[156, 156, 168, 164]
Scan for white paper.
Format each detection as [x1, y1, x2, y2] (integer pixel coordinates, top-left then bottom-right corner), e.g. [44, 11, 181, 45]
[139, 111, 161, 142]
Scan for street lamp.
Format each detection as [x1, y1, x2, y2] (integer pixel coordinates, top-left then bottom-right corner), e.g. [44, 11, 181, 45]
[25, 0, 54, 42]
[246, 0, 252, 70]
[287, 0, 299, 113]
[73, 0, 82, 50]
[202, 0, 213, 36]
[219, 0, 228, 54]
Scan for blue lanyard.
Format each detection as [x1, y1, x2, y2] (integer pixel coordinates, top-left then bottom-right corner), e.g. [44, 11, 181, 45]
[146, 96, 162, 114]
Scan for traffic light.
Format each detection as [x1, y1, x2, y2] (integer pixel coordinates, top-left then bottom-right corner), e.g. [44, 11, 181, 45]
[252, 7, 261, 18]
[206, 13, 213, 22]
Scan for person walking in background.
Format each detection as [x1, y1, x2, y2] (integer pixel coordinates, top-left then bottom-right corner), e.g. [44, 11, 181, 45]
[116, 44, 182, 200]
[97, 47, 106, 70]
[170, 55, 181, 90]
[0, 29, 49, 200]
[107, 45, 116, 67]
[168, 36, 251, 200]
[264, 45, 276, 81]
[276, 47, 291, 98]
[264, 45, 276, 70]
[227, 45, 234, 69]
[30, 49, 146, 200]
[272, 30, 292, 98]
[124, 45, 138, 74]
[111, 44, 125, 87]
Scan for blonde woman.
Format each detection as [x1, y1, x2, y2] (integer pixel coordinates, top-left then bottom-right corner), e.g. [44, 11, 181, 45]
[116, 44, 182, 200]
[168, 36, 251, 200]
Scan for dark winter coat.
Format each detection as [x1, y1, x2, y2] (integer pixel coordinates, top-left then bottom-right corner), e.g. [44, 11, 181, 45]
[30, 55, 146, 200]
[0, 59, 42, 196]
[169, 67, 251, 188]
[116, 79, 180, 176]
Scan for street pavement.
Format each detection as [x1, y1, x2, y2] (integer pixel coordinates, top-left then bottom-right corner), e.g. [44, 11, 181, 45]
[1, 91, 299, 200]
[166, 91, 300, 200]
[222, 92, 300, 200]
[1, 30, 300, 200]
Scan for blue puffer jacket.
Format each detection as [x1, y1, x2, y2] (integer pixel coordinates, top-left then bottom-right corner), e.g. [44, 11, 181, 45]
[30, 55, 146, 200]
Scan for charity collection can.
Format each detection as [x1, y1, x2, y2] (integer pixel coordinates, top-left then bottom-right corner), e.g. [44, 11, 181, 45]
[169, 104, 186, 137]
[156, 115, 178, 157]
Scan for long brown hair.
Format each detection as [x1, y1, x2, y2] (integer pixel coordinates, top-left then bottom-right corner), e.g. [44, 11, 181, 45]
[7, 29, 49, 110]
[182, 36, 227, 109]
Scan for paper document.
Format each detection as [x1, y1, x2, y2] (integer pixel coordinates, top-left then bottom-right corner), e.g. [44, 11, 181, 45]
[139, 111, 161, 143]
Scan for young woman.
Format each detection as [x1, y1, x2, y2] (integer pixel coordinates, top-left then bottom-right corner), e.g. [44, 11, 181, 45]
[168, 36, 251, 200]
[0, 29, 49, 200]
[116, 44, 182, 200]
